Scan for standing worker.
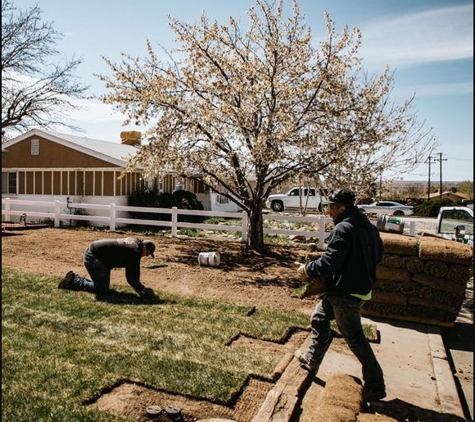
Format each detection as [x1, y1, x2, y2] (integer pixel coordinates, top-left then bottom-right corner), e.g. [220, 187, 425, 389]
[296, 188, 386, 402]
[58, 237, 156, 296]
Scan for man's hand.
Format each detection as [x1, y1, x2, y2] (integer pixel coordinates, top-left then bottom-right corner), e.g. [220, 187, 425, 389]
[297, 264, 311, 283]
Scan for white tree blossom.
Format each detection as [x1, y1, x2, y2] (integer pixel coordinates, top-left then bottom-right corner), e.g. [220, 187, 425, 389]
[98, 0, 435, 252]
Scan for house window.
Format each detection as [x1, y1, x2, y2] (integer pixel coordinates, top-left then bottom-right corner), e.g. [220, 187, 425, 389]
[2, 172, 17, 194]
[31, 139, 39, 155]
[216, 194, 230, 204]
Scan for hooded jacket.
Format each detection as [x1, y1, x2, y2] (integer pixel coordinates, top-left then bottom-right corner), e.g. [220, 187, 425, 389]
[305, 205, 383, 296]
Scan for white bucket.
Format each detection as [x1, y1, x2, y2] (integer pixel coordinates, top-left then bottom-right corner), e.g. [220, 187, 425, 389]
[198, 252, 220, 267]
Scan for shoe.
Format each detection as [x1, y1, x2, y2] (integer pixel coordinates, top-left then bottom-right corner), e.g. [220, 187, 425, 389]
[295, 349, 319, 372]
[58, 271, 75, 289]
[363, 386, 386, 402]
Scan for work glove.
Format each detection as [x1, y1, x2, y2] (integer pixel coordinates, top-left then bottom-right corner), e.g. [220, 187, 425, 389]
[297, 263, 311, 283]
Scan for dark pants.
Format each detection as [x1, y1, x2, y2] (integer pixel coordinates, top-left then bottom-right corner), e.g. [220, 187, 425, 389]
[305, 294, 385, 389]
[71, 249, 111, 293]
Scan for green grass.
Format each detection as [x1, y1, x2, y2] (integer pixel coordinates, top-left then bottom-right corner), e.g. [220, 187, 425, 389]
[2, 268, 308, 421]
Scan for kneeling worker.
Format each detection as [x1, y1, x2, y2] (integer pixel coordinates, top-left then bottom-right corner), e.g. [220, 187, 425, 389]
[58, 237, 155, 296]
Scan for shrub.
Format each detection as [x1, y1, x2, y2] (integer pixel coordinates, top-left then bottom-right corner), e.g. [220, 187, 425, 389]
[413, 199, 457, 217]
[128, 186, 205, 224]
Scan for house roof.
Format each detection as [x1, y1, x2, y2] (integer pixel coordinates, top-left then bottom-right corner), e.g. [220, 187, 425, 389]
[429, 190, 469, 200]
[3, 128, 140, 167]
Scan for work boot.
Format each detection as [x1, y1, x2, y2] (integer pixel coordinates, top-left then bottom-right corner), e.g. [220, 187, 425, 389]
[58, 271, 75, 289]
[363, 385, 387, 402]
[295, 349, 319, 372]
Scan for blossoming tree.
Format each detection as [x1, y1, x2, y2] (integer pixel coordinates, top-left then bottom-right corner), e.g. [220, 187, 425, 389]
[98, 0, 435, 252]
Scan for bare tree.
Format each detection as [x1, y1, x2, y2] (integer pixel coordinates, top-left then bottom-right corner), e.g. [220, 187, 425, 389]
[98, 0, 435, 252]
[1, 0, 88, 136]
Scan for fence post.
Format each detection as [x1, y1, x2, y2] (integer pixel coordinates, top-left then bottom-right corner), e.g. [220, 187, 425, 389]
[171, 207, 178, 237]
[318, 215, 326, 250]
[408, 220, 415, 235]
[110, 203, 116, 231]
[54, 200, 61, 227]
[4, 197, 11, 221]
[241, 211, 248, 243]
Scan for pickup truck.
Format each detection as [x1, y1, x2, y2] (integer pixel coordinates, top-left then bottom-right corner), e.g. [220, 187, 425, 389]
[265, 187, 328, 212]
[436, 206, 473, 245]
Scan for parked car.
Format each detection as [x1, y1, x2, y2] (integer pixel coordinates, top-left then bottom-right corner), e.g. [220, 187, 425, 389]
[357, 201, 413, 216]
[265, 187, 328, 212]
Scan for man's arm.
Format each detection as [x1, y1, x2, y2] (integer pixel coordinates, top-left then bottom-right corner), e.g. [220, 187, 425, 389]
[304, 226, 350, 280]
[125, 260, 145, 293]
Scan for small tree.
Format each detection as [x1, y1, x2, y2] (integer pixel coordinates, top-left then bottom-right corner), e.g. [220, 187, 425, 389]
[457, 180, 473, 199]
[98, 0, 435, 252]
[1, 0, 88, 136]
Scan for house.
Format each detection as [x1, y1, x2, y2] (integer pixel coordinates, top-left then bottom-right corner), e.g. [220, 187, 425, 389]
[428, 190, 469, 204]
[1, 129, 240, 219]
[2, 129, 145, 206]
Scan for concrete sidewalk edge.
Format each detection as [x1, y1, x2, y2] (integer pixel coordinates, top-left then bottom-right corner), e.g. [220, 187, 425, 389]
[426, 325, 465, 419]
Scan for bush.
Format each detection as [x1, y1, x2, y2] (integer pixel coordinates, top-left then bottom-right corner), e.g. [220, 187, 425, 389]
[413, 199, 457, 217]
[128, 186, 206, 224]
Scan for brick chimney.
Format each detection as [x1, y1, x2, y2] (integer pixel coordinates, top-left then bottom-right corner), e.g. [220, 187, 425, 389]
[120, 131, 141, 147]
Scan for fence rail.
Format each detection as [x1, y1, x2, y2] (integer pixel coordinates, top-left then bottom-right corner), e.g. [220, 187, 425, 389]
[2, 198, 416, 249]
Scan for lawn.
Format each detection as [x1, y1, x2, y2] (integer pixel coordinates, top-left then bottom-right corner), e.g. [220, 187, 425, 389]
[1, 268, 309, 421]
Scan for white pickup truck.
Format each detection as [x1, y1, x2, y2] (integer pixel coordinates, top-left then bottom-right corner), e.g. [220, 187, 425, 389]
[265, 187, 328, 212]
[436, 206, 473, 245]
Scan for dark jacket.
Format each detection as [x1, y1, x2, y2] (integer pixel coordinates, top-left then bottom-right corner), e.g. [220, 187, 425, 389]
[88, 238, 145, 292]
[305, 206, 383, 296]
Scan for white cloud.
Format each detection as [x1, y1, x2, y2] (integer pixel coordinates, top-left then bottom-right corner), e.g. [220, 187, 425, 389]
[394, 82, 473, 98]
[360, 5, 473, 69]
[68, 98, 127, 123]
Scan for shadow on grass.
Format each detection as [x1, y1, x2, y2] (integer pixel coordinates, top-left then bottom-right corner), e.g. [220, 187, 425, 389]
[95, 289, 176, 306]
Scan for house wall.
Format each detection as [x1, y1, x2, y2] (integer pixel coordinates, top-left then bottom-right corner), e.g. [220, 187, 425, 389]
[2, 135, 117, 168]
[2, 133, 145, 219]
[4, 168, 143, 197]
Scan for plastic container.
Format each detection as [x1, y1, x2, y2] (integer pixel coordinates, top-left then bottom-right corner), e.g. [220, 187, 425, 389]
[198, 251, 221, 267]
[376, 214, 405, 234]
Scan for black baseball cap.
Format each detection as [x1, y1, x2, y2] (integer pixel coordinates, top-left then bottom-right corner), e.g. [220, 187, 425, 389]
[143, 241, 155, 258]
[321, 188, 356, 206]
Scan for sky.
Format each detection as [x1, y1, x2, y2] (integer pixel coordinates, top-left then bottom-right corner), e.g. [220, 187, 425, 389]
[9, 0, 474, 182]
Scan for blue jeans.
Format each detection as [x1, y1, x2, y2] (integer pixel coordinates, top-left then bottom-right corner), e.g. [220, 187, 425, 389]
[305, 294, 385, 389]
[72, 249, 111, 293]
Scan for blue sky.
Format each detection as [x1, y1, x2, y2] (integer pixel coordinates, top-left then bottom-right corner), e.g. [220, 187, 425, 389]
[11, 0, 474, 182]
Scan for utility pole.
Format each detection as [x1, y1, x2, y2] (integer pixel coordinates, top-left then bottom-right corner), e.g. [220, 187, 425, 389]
[434, 153, 448, 200]
[427, 156, 434, 201]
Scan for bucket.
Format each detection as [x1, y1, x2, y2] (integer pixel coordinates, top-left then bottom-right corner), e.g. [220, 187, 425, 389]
[376, 214, 405, 234]
[198, 251, 220, 267]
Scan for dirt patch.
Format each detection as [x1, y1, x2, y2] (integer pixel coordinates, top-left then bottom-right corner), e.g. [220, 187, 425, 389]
[89, 377, 274, 422]
[1, 227, 316, 315]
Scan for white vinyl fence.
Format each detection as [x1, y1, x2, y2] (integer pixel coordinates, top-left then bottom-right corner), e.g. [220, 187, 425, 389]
[2, 198, 416, 250]
[2, 198, 335, 249]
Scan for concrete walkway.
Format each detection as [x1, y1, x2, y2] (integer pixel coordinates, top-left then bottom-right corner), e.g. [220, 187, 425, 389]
[253, 316, 469, 422]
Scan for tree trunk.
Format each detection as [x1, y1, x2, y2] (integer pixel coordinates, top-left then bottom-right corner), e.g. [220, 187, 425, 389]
[246, 204, 266, 253]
